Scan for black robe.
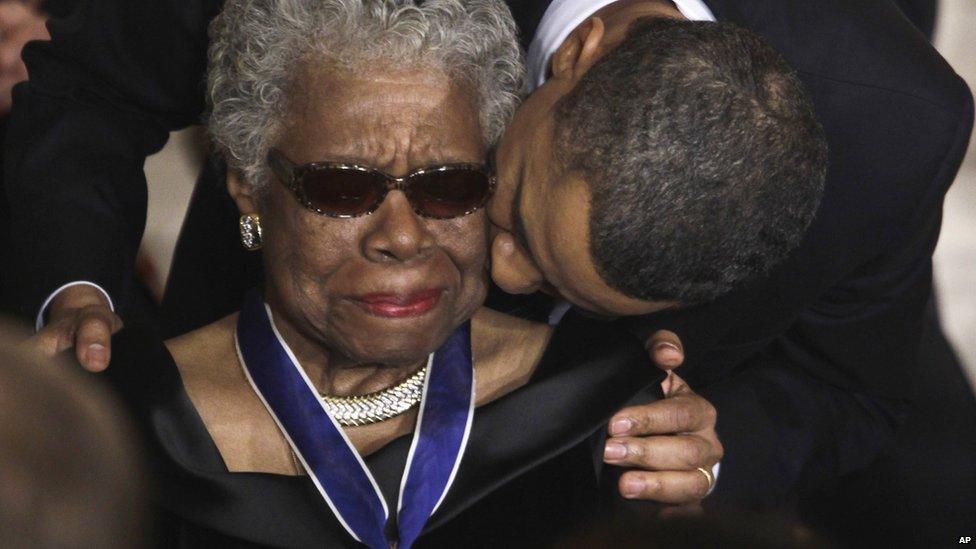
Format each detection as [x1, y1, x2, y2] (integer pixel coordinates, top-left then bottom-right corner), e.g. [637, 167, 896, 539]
[104, 309, 664, 548]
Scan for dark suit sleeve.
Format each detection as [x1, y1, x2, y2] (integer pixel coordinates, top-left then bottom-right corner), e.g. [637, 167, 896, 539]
[700, 356, 907, 507]
[697, 244, 935, 507]
[2, 0, 222, 318]
[699, 80, 974, 506]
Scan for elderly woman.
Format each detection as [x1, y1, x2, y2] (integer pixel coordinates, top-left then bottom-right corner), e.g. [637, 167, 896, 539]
[103, 0, 657, 546]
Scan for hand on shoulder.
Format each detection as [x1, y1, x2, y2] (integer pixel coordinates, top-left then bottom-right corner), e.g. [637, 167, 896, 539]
[604, 331, 724, 505]
[23, 284, 123, 372]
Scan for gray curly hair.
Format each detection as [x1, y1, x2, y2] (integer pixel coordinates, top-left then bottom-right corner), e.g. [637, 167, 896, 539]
[207, 0, 524, 189]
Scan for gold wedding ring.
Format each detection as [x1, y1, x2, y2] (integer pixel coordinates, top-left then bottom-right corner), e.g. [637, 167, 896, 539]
[696, 466, 715, 493]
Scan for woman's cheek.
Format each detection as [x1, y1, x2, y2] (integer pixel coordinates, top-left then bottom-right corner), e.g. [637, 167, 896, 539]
[449, 215, 489, 267]
[459, 225, 491, 310]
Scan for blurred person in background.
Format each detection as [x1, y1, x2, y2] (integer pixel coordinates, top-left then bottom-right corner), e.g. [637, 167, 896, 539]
[0, 321, 146, 548]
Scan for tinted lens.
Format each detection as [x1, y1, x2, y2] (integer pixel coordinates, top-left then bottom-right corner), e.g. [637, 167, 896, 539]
[301, 168, 387, 217]
[409, 169, 491, 219]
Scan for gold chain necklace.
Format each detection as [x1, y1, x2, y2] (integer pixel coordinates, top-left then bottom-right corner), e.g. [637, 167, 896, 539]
[320, 365, 428, 426]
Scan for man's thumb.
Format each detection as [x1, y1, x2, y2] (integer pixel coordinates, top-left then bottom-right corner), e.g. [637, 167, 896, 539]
[646, 329, 684, 371]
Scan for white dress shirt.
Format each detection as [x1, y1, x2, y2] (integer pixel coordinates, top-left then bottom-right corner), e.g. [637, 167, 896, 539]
[36, 281, 115, 332]
[527, 0, 716, 88]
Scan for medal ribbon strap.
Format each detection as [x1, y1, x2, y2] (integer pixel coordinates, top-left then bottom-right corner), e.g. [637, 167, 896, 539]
[236, 292, 389, 548]
[235, 291, 474, 549]
[397, 321, 474, 549]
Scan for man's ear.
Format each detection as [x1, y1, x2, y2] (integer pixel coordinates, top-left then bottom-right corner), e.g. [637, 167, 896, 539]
[550, 17, 606, 82]
[226, 170, 260, 214]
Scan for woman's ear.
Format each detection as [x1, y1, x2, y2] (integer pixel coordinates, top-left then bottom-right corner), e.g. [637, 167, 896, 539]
[550, 17, 606, 82]
[226, 170, 259, 214]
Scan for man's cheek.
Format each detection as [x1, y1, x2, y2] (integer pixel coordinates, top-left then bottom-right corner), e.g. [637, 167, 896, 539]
[486, 194, 513, 231]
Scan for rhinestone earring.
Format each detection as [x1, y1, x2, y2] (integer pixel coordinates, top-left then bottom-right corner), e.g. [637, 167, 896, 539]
[239, 213, 263, 251]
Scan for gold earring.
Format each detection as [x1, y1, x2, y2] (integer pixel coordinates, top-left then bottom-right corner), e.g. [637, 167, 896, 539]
[239, 213, 263, 251]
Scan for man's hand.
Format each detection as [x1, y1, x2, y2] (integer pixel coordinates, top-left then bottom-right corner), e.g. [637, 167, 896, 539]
[0, 0, 49, 113]
[22, 284, 123, 371]
[603, 330, 723, 504]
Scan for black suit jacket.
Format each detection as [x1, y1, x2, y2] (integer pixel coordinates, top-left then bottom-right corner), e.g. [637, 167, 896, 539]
[631, 0, 973, 505]
[2, 0, 972, 507]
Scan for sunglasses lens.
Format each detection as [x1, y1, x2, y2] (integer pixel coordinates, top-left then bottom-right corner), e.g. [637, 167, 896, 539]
[410, 169, 491, 218]
[301, 168, 386, 216]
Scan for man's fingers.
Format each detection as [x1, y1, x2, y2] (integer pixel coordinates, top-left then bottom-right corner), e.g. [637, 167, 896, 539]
[609, 394, 717, 436]
[660, 369, 692, 397]
[26, 306, 123, 372]
[618, 469, 712, 504]
[646, 330, 685, 396]
[75, 312, 114, 371]
[72, 306, 122, 372]
[664, 370, 690, 396]
[646, 329, 684, 371]
[603, 434, 719, 470]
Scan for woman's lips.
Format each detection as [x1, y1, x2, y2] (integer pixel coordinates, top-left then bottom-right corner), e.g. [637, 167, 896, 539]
[352, 289, 443, 318]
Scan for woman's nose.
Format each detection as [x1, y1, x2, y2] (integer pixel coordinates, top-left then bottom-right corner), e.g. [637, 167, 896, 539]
[361, 191, 435, 263]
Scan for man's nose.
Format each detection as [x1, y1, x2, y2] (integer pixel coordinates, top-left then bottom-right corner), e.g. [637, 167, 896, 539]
[361, 191, 434, 263]
[489, 230, 544, 294]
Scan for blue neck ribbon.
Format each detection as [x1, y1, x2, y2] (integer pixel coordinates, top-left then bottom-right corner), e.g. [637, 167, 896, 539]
[235, 291, 474, 548]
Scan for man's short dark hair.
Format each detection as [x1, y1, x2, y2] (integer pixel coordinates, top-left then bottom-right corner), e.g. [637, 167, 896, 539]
[554, 18, 827, 304]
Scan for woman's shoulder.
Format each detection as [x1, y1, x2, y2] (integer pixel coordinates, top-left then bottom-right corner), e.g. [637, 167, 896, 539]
[165, 314, 238, 377]
[166, 313, 300, 475]
[105, 318, 234, 474]
[470, 307, 552, 406]
[471, 306, 552, 351]
[164, 314, 249, 424]
[471, 305, 653, 394]
[164, 313, 256, 423]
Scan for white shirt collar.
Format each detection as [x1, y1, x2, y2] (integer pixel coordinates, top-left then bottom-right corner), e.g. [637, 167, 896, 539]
[526, 0, 716, 88]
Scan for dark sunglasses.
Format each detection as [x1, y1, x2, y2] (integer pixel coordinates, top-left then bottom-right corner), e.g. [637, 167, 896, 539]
[267, 149, 495, 219]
